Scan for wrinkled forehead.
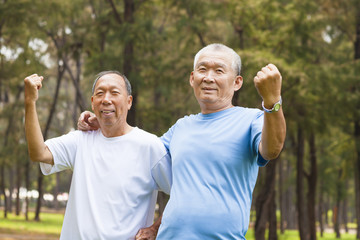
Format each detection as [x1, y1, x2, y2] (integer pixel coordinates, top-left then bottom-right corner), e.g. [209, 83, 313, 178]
[93, 74, 125, 90]
[196, 50, 233, 69]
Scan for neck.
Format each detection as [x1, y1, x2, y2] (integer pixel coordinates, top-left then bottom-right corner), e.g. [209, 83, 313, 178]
[101, 123, 134, 138]
[200, 103, 234, 114]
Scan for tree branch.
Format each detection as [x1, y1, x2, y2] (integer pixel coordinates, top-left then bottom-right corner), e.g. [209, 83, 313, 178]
[106, 0, 123, 24]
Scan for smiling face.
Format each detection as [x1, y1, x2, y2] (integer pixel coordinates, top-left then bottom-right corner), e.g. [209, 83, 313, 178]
[91, 73, 132, 133]
[190, 49, 243, 114]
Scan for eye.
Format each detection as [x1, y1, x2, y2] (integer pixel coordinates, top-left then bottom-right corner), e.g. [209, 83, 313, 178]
[198, 67, 206, 72]
[95, 91, 104, 96]
[216, 69, 224, 74]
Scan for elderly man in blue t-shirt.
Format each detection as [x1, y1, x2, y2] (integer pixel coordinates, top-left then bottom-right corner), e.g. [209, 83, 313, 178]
[79, 43, 286, 239]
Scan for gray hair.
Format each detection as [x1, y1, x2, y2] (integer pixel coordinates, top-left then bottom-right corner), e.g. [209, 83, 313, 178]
[92, 70, 132, 95]
[193, 43, 242, 76]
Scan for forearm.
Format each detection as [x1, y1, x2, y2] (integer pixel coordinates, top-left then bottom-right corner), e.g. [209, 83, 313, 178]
[259, 108, 286, 160]
[152, 215, 162, 233]
[25, 101, 54, 164]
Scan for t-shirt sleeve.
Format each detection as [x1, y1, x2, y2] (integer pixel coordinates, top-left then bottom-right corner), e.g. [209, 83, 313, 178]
[160, 124, 175, 153]
[250, 111, 268, 166]
[151, 152, 172, 195]
[40, 130, 79, 175]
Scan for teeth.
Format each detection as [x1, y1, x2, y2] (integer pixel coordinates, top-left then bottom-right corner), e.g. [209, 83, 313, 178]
[102, 110, 113, 113]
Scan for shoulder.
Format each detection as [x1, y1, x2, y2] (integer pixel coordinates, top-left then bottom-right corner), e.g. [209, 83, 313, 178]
[46, 130, 100, 147]
[131, 128, 163, 146]
[132, 127, 158, 140]
[232, 106, 263, 119]
[133, 128, 167, 154]
[233, 106, 262, 114]
[173, 113, 199, 125]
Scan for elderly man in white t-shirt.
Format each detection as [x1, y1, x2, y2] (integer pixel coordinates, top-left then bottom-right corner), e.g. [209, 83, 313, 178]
[24, 71, 171, 240]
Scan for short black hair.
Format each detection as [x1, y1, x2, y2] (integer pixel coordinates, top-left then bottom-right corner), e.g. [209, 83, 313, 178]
[92, 71, 132, 95]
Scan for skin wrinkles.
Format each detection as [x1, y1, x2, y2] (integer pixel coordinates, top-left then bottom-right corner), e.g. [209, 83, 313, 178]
[91, 73, 133, 137]
[190, 50, 243, 114]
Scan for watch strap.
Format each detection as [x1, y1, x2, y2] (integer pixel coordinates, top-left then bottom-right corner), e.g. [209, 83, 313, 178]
[262, 96, 282, 113]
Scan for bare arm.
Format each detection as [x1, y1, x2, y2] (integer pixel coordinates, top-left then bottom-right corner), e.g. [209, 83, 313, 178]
[24, 74, 54, 164]
[254, 64, 286, 160]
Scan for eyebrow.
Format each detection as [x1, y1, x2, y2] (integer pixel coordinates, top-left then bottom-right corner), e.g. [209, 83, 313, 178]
[196, 61, 227, 69]
[94, 85, 122, 92]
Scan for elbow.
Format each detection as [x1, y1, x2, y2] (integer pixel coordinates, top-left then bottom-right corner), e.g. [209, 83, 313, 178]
[28, 149, 52, 164]
[264, 149, 282, 160]
[29, 153, 43, 163]
[261, 143, 285, 160]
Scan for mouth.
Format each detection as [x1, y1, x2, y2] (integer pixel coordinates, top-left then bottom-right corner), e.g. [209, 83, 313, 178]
[100, 110, 115, 115]
[202, 87, 217, 91]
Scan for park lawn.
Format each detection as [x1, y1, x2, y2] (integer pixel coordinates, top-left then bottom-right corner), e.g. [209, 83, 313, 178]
[245, 229, 357, 240]
[0, 210, 357, 240]
[0, 210, 62, 237]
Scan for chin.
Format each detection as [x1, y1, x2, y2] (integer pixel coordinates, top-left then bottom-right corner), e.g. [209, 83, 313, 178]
[200, 97, 217, 103]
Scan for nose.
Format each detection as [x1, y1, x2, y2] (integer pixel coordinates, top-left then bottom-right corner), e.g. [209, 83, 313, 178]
[101, 92, 112, 104]
[203, 71, 215, 83]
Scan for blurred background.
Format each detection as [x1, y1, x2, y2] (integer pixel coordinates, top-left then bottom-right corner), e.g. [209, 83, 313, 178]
[0, 0, 359, 239]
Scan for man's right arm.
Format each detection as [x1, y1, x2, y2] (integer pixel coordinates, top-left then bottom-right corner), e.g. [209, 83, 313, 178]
[24, 74, 54, 165]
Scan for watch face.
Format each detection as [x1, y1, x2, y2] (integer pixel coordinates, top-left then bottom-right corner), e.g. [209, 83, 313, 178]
[274, 103, 281, 111]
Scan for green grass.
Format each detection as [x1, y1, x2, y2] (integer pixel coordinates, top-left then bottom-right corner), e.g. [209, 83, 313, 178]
[0, 210, 358, 240]
[0, 210, 62, 237]
[245, 229, 358, 240]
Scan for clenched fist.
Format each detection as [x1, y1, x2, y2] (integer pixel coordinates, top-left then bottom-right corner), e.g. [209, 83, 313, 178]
[253, 63, 282, 108]
[24, 74, 44, 103]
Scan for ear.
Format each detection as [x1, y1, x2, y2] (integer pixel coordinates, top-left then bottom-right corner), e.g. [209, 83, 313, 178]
[234, 76, 243, 91]
[189, 72, 195, 87]
[91, 96, 94, 111]
[127, 95, 133, 110]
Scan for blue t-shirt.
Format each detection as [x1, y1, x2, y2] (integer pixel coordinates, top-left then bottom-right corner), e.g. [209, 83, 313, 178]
[157, 107, 267, 240]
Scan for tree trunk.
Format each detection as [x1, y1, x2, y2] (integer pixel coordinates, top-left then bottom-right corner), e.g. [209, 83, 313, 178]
[122, 0, 136, 125]
[306, 131, 317, 240]
[254, 173, 268, 240]
[318, 180, 324, 237]
[69, 56, 85, 127]
[124, 40, 136, 126]
[342, 191, 348, 233]
[53, 173, 60, 210]
[269, 181, 278, 240]
[285, 157, 296, 229]
[278, 157, 285, 233]
[8, 167, 14, 213]
[324, 198, 330, 228]
[353, 2, 360, 239]
[255, 160, 277, 240]
[15, 162, 21, 216]
[296, 125, 309, 240]
[34, 169, 43, 221]
[0, 164, 8, 218]
[334, 170, 342, 238]
[355, 158, 360, 240]
[25, 160, 30, 221]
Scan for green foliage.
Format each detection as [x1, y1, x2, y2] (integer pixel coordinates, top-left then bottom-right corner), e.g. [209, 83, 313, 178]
[0, 0, 359, 233]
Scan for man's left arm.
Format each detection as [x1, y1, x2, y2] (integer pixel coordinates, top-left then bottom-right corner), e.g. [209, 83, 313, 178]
[254, 64, 286, 160]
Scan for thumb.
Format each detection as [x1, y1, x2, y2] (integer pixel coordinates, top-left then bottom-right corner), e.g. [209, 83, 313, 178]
[88, 116, 97, 123]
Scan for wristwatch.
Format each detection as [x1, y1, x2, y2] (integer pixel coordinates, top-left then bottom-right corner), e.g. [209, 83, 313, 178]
[262, 97, 282, 113]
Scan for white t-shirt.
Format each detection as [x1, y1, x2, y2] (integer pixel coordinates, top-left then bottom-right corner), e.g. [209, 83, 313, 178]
[40, 128, 172, 240]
